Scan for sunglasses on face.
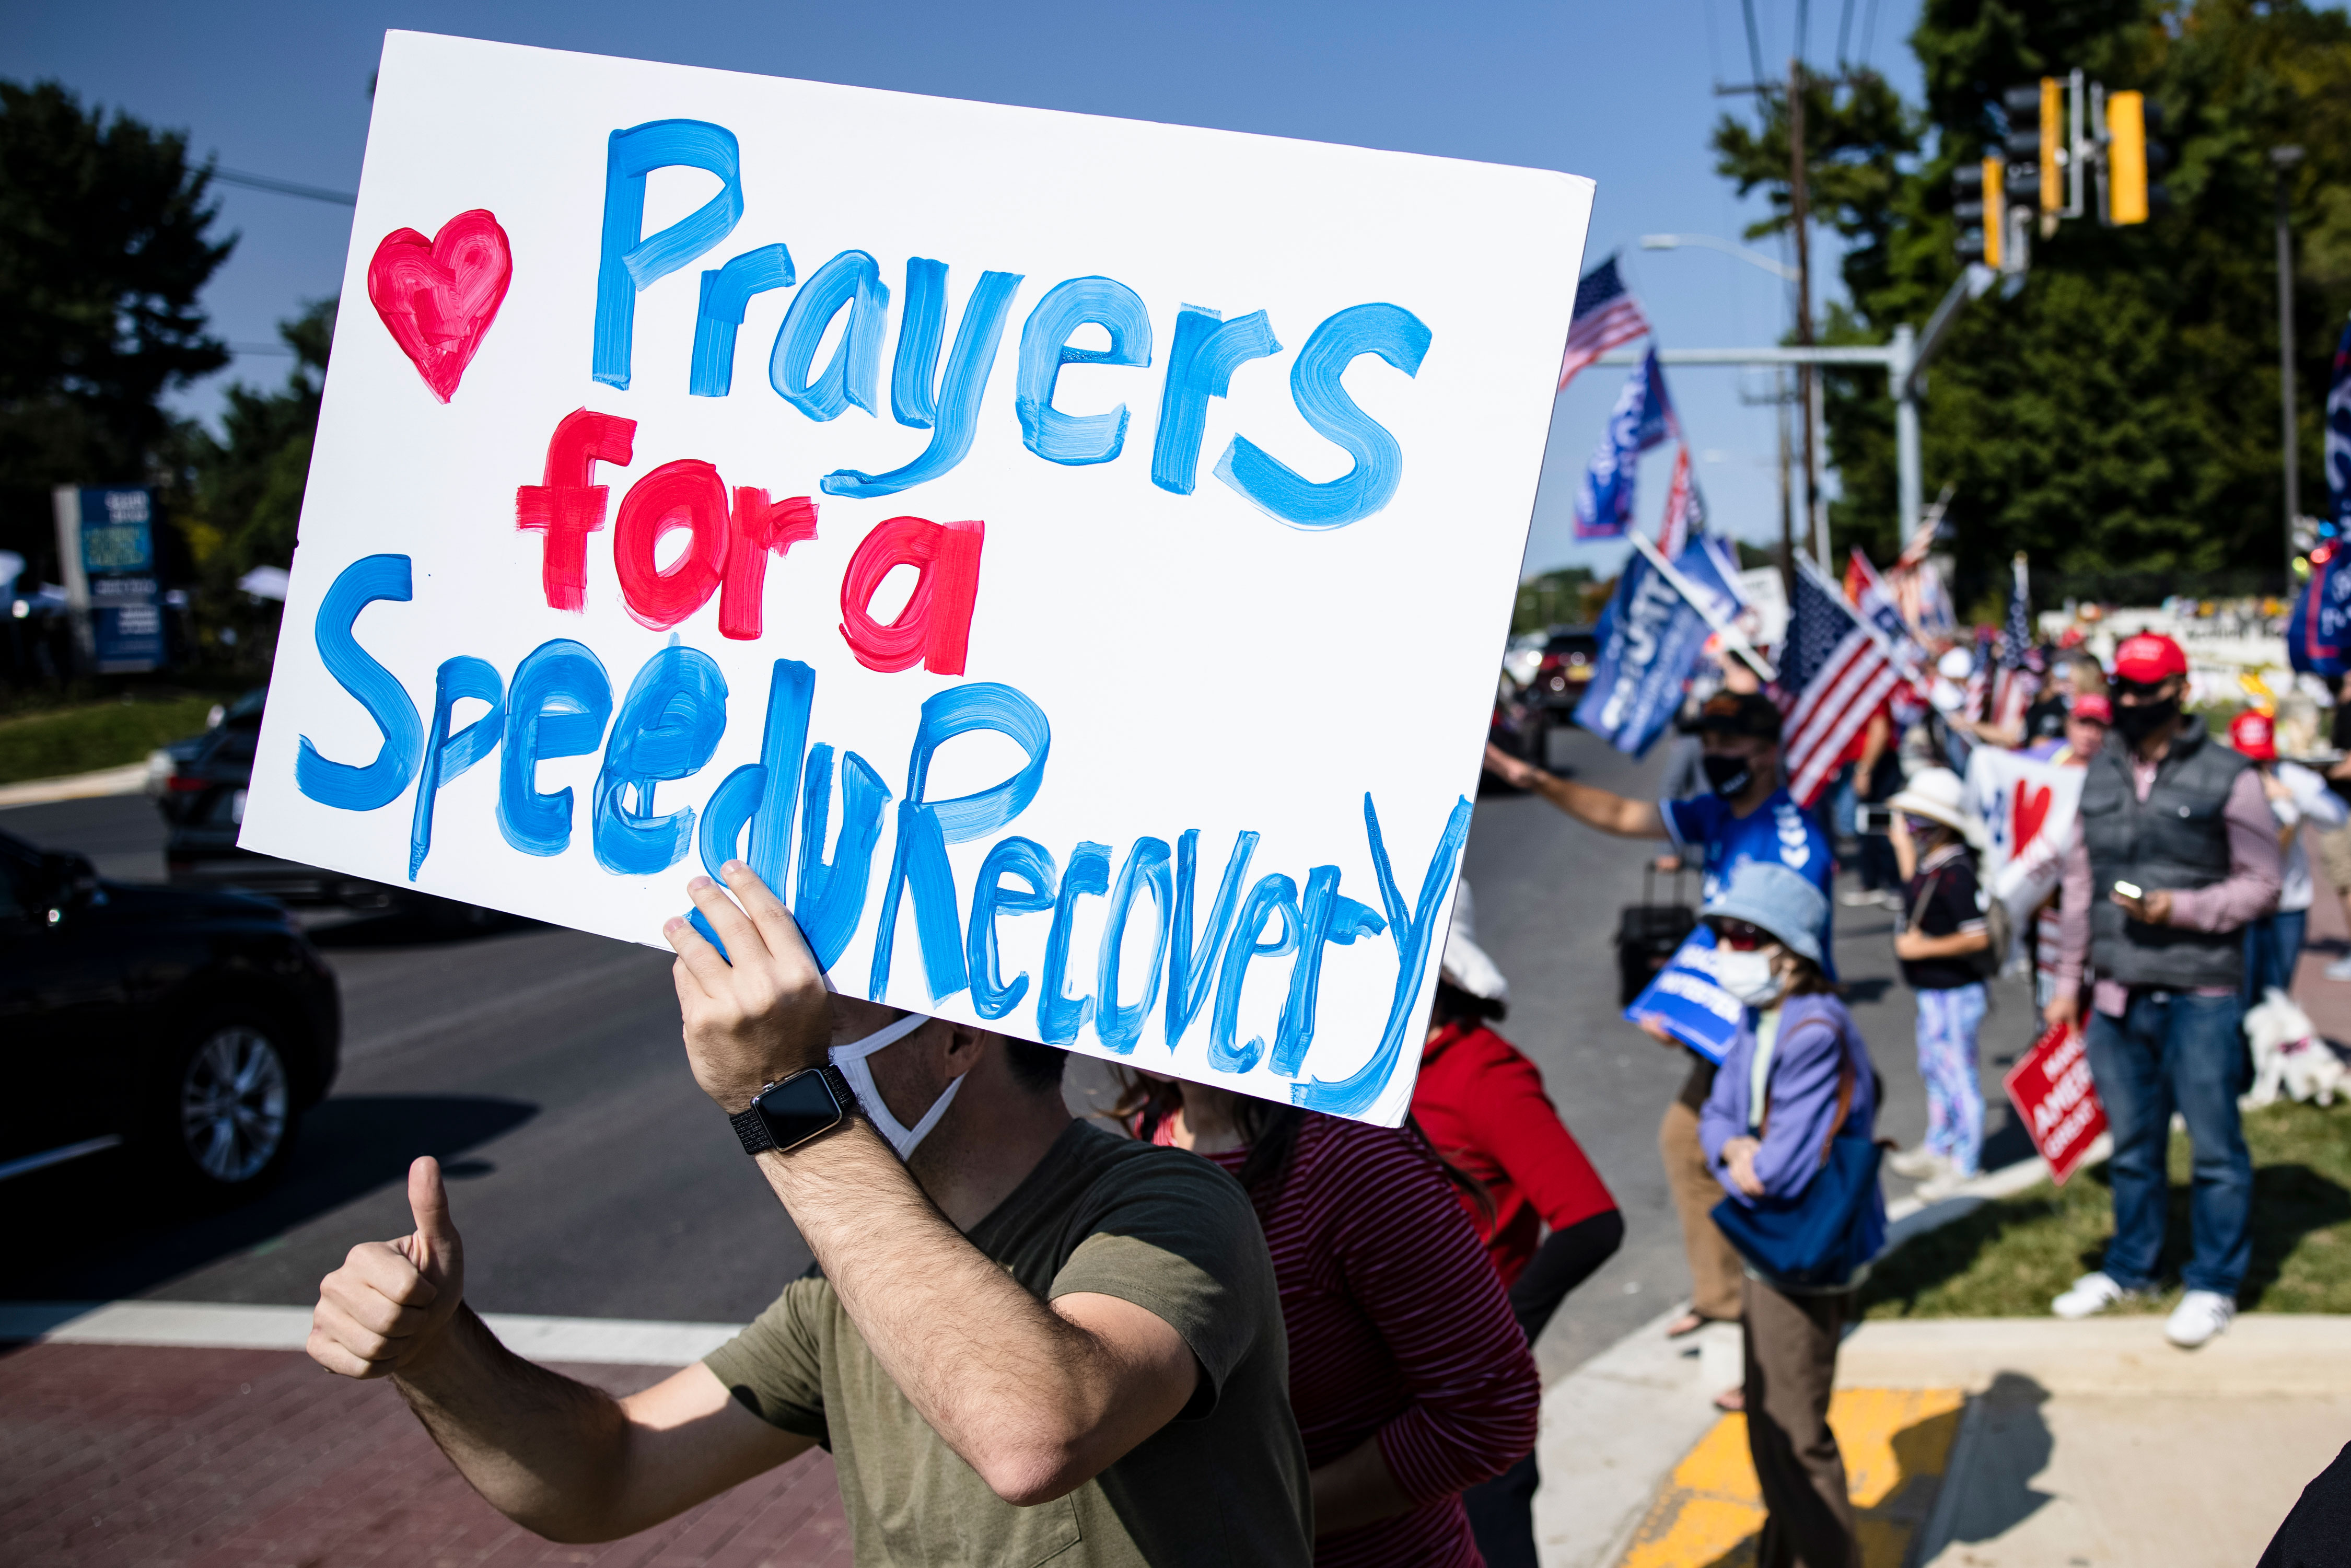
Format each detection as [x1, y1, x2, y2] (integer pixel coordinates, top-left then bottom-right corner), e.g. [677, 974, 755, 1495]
[1715, 920, 1770, 951]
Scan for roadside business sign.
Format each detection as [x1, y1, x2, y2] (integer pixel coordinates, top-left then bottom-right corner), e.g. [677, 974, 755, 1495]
[2004, 1022, 2107, 1184]
[52, 484, 166, 673]
[238, 32, 1593, 1125]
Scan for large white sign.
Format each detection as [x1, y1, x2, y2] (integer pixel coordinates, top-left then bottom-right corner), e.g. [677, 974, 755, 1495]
[242, 31, 1591, 1125]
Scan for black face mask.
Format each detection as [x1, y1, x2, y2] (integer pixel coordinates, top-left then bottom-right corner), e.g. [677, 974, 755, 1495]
[2112, 695, 2179, 744]
[1703, 753, 1755, 798]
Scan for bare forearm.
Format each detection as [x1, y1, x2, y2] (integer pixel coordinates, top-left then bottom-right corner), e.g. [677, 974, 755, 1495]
[1903, 928, 1989, 959]
[393, 1307, 632, 1540]
[1310, 1434, 1415, 1535]
[1529, 772, 1663, 839]
[756, 1122, 1122, 1501]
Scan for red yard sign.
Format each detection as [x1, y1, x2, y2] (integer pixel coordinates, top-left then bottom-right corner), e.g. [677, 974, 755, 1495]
[2004, 1023, 2108, 1185]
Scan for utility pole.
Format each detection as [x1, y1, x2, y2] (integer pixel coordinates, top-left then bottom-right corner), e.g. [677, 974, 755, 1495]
[1789, 57, 1822, 591]
[2274, 145, 2305, 578]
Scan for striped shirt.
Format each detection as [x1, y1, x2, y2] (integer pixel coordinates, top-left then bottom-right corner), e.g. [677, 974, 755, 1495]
[1161, 1112, 1540, 1567]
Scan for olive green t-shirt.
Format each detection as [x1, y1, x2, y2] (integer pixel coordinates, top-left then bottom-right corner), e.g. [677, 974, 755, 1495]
[704, 1119, 1311, 1567]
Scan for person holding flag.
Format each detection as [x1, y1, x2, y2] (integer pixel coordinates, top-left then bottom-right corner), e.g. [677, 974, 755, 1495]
[1484, 690, 1830, 1348]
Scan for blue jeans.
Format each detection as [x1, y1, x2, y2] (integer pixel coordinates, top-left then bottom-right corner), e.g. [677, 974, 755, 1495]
[2085, 990, 2253, 1296]
[2241, 910, 2307, 1007]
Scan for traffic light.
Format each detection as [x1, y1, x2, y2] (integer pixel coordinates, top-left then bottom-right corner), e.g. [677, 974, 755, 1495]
[2002, 84, 2047, 210]
[1953, 157, 2004, 269]
[2106, 90, 2168, 225]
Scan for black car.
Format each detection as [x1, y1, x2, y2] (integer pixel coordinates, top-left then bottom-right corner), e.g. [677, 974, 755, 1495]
[153, 690, 493, 926]
[0, 827, 341, 1196]
[1516, 627, 1601, 769]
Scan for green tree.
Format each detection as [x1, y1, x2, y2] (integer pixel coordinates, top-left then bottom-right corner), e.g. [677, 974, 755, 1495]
[0, 79, 231, 582]
[1714, 1, 2351, 601]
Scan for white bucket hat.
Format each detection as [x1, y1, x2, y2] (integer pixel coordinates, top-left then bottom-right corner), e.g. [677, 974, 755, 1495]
[1886, 766, 1984, 848]
[1440, 879, 1509, 1003]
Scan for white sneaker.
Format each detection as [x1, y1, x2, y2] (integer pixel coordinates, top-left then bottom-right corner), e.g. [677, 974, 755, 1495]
[2052, 1271, 2140, 1319]
[2327, 954, 2351, 982]
[2164, 1290, 2237, 1348]
[1916, 1168, 1976, 1202]
[1887, 1146, 1948, 1180]
[1837, 888, 1881, 908]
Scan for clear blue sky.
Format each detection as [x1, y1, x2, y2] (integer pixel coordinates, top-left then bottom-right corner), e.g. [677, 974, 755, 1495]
[6, 0, 1930, 579]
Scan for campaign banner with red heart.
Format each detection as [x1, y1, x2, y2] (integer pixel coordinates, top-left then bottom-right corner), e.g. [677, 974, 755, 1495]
[366, 208, 513, 402]
[1965, 746, 2085, 967]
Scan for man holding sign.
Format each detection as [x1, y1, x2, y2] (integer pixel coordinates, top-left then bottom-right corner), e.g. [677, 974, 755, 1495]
[311, 860, 1314, 1564]
[1486, 689, 1831, 1340]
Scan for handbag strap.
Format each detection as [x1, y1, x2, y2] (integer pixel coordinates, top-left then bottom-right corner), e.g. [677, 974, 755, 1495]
[1754, 1017, 1858, 1168]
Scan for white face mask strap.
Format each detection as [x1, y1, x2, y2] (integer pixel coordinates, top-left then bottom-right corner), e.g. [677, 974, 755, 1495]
[833, 1009, 931, 1062]
[829, 1010, 959, 1158]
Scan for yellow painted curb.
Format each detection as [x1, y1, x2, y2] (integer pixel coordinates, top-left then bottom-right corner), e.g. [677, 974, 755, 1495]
[1616, 1387, 1964, 1568]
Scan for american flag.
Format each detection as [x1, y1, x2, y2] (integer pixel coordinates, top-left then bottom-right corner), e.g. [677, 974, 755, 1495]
[1558, 255, 1651, 391]
[1779, 557, 1902, 807]
[1992, 553, 2041, 734]
[1844, 548, 1931, 727]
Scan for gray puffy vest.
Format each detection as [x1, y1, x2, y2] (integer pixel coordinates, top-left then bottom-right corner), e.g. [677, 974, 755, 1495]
[2080, 716, 2250, 990]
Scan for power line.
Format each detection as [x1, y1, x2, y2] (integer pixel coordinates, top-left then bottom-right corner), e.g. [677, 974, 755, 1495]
[1859, 0, 1881, 66]
[1740, 0, 1767, 92]
[1836, 0, 1857, 63]
[211, 167, 357, 206]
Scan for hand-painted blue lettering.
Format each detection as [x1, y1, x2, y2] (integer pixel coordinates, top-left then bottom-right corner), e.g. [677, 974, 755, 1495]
[296, 553, 422, 813]
[498, 640, 613, 857]
[1016, 277, 1152, 466]
[890, 257, 948, 428]
[1165, 828, 1260, 1049]
[1038, 841, 1110, 1043]
[1149, 307, 1280, 495]
[1209, 873, 1301, 1074]
[690, 245, 794, 398]
[1296, 794, 1473, 1117]
[770, 250, 889, 421]
[795, 745, 890, 972]
[1269, 865, 1386, 1076]
[409, 656, 505, 879]
[966, 836, 1057, 1020]
[594, 120, 746, 390]
[592, 641, 728, 876]
[868, 682, 1050, 1002]
[696, 660, 813, 892]
[824, 270, 1025, 498]
[1095, 838, 1173, 1055]
[1214, 302, 1431, 529]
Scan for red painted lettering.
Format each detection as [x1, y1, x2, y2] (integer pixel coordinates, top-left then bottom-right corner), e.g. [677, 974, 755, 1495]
[516, 409, 635, 612]
[614, 460, 730, 630]
[719, 489, 820, 641]
[837, 516, 985, 675]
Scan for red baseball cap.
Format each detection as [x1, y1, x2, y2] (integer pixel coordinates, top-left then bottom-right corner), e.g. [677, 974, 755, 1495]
[2112, 632, 2189, 684]
[2230, 708, 2278, 761]
[2072, 693, 2112, 724]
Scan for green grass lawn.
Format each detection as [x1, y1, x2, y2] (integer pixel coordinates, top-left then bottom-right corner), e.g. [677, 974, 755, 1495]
[1861, 1098, 2351, 1318]
[0, 693, 225, 785]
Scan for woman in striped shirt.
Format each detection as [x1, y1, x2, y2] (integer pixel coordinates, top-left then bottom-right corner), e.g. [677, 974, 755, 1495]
[1124, 1078, 1540, 1567]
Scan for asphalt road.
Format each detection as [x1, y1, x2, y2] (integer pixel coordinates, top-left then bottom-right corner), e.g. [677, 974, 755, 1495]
[2, 741, 2035, 1379]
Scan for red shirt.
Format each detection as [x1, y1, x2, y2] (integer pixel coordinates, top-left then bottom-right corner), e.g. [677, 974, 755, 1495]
[1411, 1021, 1618, 1285]
[1157, 1112, 1538, 1568]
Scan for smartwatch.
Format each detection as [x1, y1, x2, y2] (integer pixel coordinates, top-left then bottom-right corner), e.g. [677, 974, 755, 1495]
[730, 1064, 857, 1156]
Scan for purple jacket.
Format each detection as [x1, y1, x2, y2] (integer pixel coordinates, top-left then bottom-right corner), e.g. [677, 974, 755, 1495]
[1699, 992, 1880, 1206]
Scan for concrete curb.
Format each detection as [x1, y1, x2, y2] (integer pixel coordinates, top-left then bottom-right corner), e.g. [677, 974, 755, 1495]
[0, 1299, 744, 1366]
[0, 761, 149, 808]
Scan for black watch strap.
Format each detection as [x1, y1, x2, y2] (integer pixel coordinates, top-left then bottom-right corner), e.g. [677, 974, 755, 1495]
[730, 1064, 856, 1156]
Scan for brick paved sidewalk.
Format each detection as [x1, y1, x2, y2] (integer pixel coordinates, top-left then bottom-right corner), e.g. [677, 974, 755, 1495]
[1, 1342, 852, 1567]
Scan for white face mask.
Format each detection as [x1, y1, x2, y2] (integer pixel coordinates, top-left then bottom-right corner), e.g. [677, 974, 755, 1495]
[1713, 946, 1786, 1008]
[830, 1011, 961, 1160]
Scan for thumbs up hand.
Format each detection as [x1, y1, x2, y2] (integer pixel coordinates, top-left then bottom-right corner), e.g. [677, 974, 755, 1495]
[308, 1156, 470, 1380]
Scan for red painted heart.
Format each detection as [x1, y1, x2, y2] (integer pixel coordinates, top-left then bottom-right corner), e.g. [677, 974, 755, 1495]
[2014, 780, 2053, 851]
[367, 210, 513, 402]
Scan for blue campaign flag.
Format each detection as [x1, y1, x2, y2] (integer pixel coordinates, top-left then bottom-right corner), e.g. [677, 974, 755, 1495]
[1623, 924, 1746, 1063]
[2328, 319, 2351, 537]
[1572, 349, 1674, 540]
[1575, 533, 1747, 757]
[2289, 548, 2351, 680]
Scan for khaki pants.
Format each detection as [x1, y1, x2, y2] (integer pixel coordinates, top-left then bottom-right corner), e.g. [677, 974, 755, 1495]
[1742, 1275, 1859, 1568]
[1660, 1056, 1744, 1322]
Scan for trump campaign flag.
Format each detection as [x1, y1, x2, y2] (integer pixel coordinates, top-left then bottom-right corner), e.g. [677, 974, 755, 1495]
[1574, 532, 1746, 757]
[1572, 349, 1673, 540]
[1964, 745, 2085, 966]
[2287, 545, 2351, 680]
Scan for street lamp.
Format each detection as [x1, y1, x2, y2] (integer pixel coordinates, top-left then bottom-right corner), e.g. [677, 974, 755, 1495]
[2274, 144, 2305, 579]
[1639, 233, 1800, 283]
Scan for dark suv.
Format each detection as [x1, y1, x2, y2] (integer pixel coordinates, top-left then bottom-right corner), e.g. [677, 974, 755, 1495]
[1517, 627, 1601, 769]
[0, 827, 341, 1196]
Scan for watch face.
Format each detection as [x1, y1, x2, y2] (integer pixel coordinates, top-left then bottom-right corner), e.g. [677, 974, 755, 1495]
[755, 1070, 845, 1152]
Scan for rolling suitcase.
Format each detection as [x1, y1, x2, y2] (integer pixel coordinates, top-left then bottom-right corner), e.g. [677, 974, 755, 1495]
[1615, 862, 1696, 1006]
